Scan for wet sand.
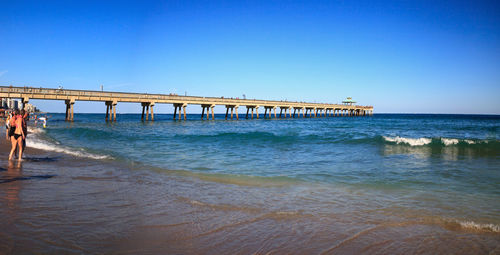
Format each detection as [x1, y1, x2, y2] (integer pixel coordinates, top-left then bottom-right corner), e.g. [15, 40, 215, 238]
[0, 136, 499, 254]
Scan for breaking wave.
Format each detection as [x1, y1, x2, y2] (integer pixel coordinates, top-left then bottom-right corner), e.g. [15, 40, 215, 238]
[453, 220, 500, 233]
[382, 136, 496, 147]
[383, 136, 432, 146]
[26, 127, 111, 160]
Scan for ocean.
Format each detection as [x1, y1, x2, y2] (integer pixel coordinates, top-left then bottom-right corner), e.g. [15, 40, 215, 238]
[2, 113, 499, 253]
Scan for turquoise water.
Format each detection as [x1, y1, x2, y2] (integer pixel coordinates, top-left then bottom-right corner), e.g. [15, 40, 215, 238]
[28, 113, 500, 231]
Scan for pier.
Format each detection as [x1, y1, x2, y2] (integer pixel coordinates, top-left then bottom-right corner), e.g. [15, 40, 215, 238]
[0, 86, 373, 121]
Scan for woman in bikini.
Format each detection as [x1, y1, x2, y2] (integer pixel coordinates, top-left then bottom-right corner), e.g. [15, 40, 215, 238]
[8, 110, 25, 161]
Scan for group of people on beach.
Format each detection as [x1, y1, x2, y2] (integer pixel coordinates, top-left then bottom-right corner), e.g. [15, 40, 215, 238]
[5, 109, 29, 160]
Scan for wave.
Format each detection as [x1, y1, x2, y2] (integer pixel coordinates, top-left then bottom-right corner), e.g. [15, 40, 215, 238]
[451, 220, 500, 233]
[26, 127, 111, 160]
[383, 136, 432, 146]
[382, 136, 497, 147]
[425, 217, 500, 233]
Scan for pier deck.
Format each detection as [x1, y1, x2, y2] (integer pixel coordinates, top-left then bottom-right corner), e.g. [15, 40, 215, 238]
[0, 86, 373, 121]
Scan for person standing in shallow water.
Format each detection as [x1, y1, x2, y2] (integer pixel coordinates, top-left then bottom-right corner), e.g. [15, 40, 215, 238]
[21, 109, 28, 151]
[5, 111, 12, 140]
[8, 110, 25, 161]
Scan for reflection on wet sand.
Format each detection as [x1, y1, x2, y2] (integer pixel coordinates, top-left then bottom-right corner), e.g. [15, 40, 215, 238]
[5, 160, 22, 209]
[0, 160, 22, 254]
[1, 160, 55, 185]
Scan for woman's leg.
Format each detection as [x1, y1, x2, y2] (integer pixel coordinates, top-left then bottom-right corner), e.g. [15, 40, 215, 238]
[8, 136, 17, 160]
[17, 137, 23, 160]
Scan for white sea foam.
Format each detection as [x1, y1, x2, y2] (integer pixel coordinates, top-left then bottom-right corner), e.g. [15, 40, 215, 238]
[382, 136, 432, 146]
[383, 136, 488, 146]
[441, 138, 459, 146]
[26, 127, 110, 160]
[464, 139, 476, 144]
[456, 220, 500, 233]
[27, 126, 45, 134]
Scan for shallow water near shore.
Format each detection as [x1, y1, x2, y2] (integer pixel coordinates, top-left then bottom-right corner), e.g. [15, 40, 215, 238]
[1, 113, 499, 254]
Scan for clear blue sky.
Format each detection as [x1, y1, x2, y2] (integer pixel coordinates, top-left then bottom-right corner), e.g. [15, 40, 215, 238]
[1, 0, 499, 114]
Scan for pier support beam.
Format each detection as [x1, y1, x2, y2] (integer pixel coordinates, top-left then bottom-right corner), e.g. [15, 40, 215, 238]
[173, 105, 177, 120]
[201, 104, 212, 120]
[65, 99, 75, 122]
[106, 100, 118, 122]
[106, 101, 111, 121]
[149, 102, 154, 121]
[245, 106, 259, 119]
[141, 102, 154, 121]
[225, 105, 238, 120]
[183, 104, 187, 120]
[264, 106, 274, 119]
[65, 100, 70, 121]
[22, 97, 29, 110]
[173, 103, 186, 120]
[70, 101, 74, 121]
[142, 103, 146, 121]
